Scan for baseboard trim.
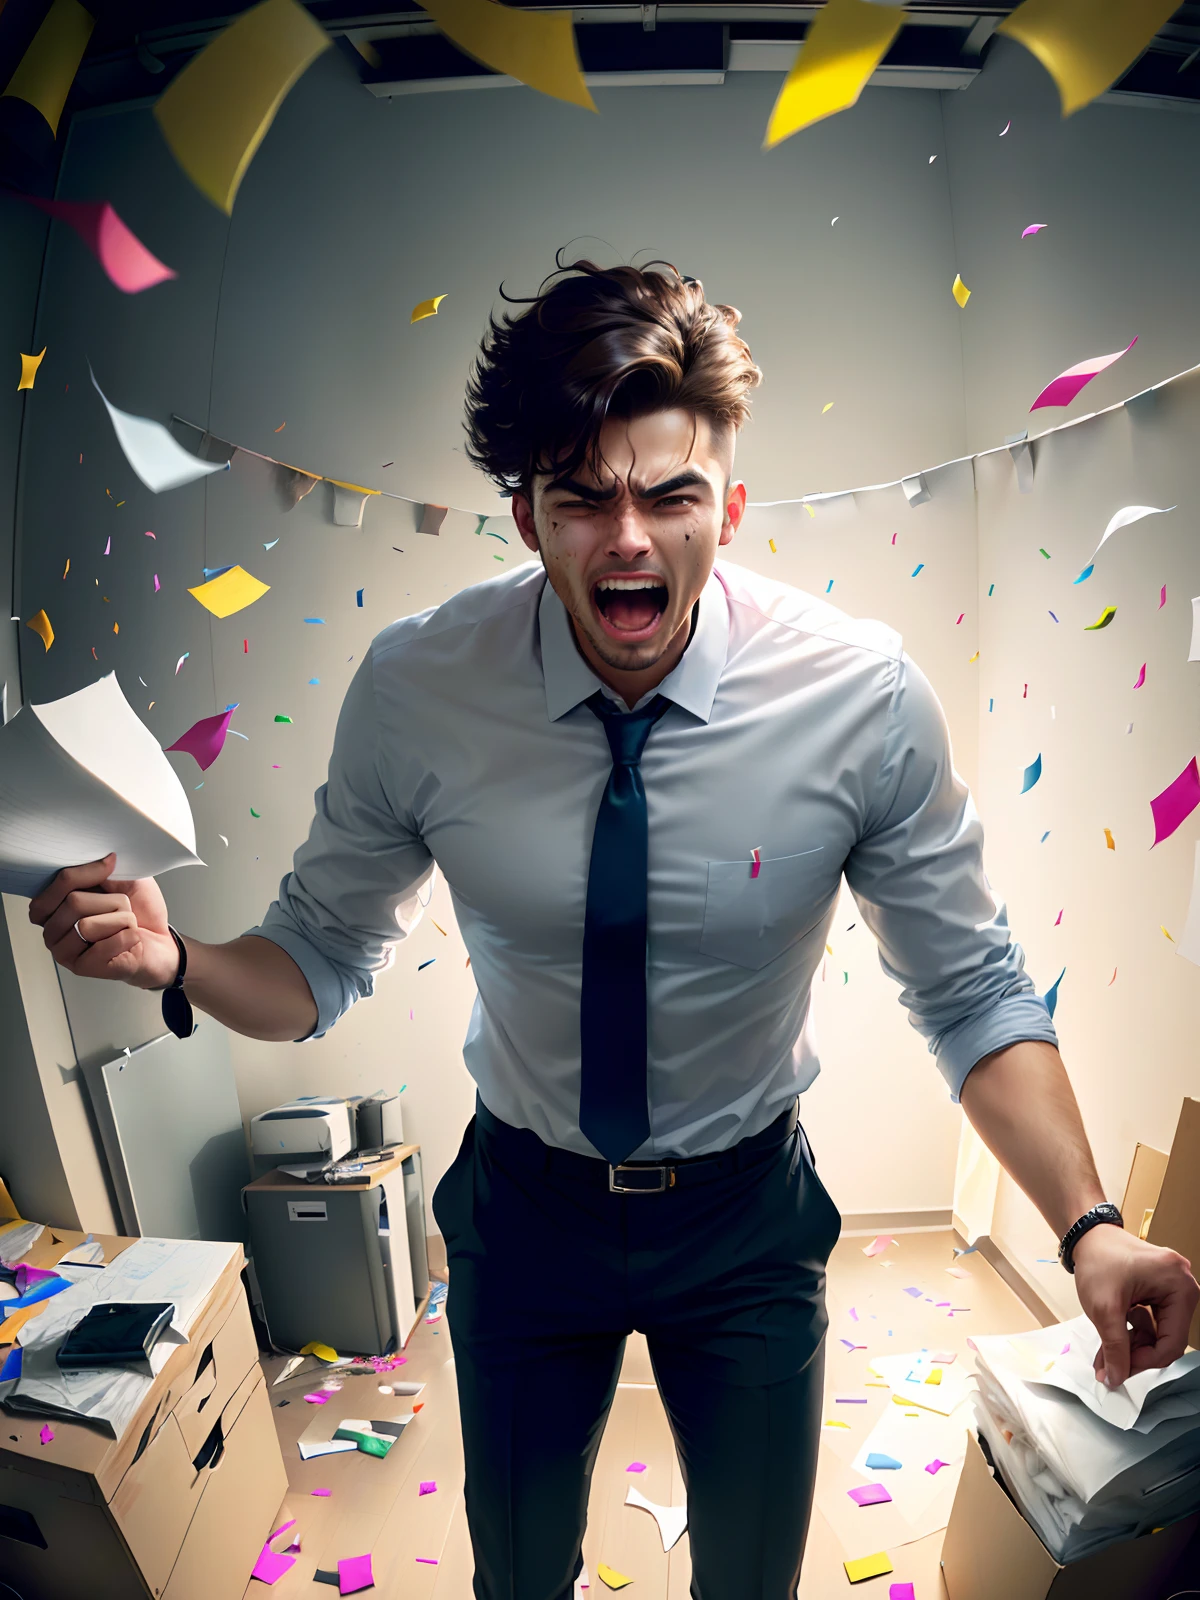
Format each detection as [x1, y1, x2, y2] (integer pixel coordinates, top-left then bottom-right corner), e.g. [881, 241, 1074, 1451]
[839, 1209, 953, 1234]
[964, 1232, 1058, 1327]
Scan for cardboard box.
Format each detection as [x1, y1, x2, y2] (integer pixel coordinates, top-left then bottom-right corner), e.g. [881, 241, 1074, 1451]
[0, 1237, 287, 1597]
[940, 1431, 1199, 1600]
[1121, 1099, 1200, 1352]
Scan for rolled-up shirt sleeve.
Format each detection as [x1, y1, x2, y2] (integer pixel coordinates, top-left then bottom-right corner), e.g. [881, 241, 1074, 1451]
[244, 644, 434, 1039]
[843, 650, 1058, 1102]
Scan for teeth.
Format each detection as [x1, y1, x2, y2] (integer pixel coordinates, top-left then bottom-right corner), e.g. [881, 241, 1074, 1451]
[596, 577, 665, 591]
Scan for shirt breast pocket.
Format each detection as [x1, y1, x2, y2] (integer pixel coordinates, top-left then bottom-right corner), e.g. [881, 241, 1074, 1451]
[699, 846, 829, 971]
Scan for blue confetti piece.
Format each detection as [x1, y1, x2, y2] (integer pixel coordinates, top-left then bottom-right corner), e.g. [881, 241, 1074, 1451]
[1021, 752, 1042, 793]
[485, 531, 509, 544]
[309, 678, 320, 685]
[866, 1453, 902, 1471]
[303, 617, 326, 624]
[1048, 611, 1059, 623]
[826, 579, 834, 593]
[417, 958, 436, 972]
[911, 563, 924, 577]
[202, 565, 233, 581]
[1073, 563, 1094, 585]
[225, 702, 239, 711]
[1041, 831, 1050, 842]
[1044, 965, 1066, 1019]
[356, 589, 364, 607]
[988, 697, 993, 713]
[988, 583, 994, 596]
[264, 539, 279, 550]
[194, 781, 204, 789]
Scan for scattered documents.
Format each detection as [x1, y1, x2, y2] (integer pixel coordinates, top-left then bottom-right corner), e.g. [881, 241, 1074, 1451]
[1029, 336, 1137, 410]
[188, 565, 271, 618]
[333, 1412, 415, 1457]
[625, 1485, 688, 1551]
[420, 0, 594, 110]
[337, 1552, 374, 1595]
[154, 0, 331, 213]
[764, 0, 904, 148]
[92, 370, 229, 492]
[998, 0, 1181, 116]
[0, 673, 202, 897]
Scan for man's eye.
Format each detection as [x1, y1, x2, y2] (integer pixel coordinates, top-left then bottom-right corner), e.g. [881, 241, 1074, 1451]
[656, 496, 694, 508]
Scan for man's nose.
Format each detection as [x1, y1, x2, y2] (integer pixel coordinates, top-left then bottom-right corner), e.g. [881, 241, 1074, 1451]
[604, 506, 653, 558]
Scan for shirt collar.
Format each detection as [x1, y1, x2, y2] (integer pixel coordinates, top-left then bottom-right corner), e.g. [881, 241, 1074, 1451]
[539, 567, 729, 725]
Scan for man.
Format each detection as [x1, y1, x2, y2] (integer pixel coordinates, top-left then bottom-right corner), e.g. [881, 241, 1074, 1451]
[32, 260, 1198, 1600]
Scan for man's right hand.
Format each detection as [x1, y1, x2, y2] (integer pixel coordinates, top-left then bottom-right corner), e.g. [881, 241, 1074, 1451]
[29, 854, 180, 991]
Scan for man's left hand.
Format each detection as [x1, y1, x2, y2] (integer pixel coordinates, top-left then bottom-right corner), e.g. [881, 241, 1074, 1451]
[1070, 1223, 1199, 1387]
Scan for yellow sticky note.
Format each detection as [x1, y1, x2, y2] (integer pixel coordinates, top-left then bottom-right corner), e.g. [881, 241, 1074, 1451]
[188, 565, 270, 619]
[845, 1551, 893, 1583]
[300, 1340, 339, 1362]
[411, 294, 447, 324]
[1, 0, 94, 137]
[154, 0, 331, 214]
[596, 1563, 633, 1590]
[421, 0, 594, 110]
[925, 1367, 943, 1385]
[952, 273, 971, 308]
[998, 0, 1180, 117]
[26, 608, 54, 651]
[18, 348, 46, 391]
[764, 0, 903, 149]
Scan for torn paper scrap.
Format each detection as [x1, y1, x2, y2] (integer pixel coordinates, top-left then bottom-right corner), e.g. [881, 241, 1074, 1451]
[844, 1550, 893, 1583]
[154, 0, 331, 214]
[1030, 336, 1137, 411]
[901, 474, 930, 507]
[166, 707, 238, 771]
[275, 463, 321, 509]
[1150, 757, 1200, 848]
[998, 0, 1180, 116]
[419, 0, 594, 110]
[18, 349, 46, 391]
[188, 565, 270, 618]
[411, 295, 447, 324]
[23, 197, 175, 293]
[251, 1544, 296, 1584]
[764, 0, 903, 148]
[626, 1484, 688, 1551]
[419, 502, 448, 536]
[596, 1564, 633, 1590]
[91, 371, 228, 492]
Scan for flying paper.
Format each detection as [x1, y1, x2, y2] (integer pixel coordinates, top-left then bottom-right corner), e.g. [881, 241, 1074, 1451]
[1044, 966, 1066, 1020]
[166, 707, 238, 771]
[863, 1235, 895, 1257]
[26, 609, 54, 652]
[1021, 753, 1042, 794]
[420, 0, 594, 109]
[764, 0, 904, 148]
[18, 349, 46, 391]
[1022, 223, 1047, 237]
[300, 1340, 339, 1362]
[188, 566, 270, 619]
[411, 295, 447, 324]
[596, 1565, 633, 1591]
[952, 273, 970, 308]
[998, 0, 1180, 116]
[625, 1485, 688, 1551]
[1082, 504, 1175, 573]
[91, 371, 228, 492]
[1151, 757, 1200, 848]
[1030, 336, 1137, 410]
[154, 0, 331, 214]
[1084, 605, 1117, 631]
[1, 0, 94, 136]
[22, 197, 175, 293]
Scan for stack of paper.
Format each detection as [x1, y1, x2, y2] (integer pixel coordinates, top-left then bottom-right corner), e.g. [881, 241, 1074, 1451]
[971, 1314, 1200, 1562]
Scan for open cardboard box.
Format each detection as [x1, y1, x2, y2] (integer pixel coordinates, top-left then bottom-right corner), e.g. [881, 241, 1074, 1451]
[1120, 1097, 1200, 1352]
[0, 1184, 287, 1598]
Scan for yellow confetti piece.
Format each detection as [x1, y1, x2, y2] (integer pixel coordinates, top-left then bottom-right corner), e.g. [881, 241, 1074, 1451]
[968, 650, 979, 663]
[188, 564, 271, 618]
[864, 1381, 889, 1388]
[596, 1563, 633, 1590]
[1162, 925, 1174, 942]
[148, 701, 155, 709]
[824, 1418, 851, 1428]
[411, 294, 447, 324]
[998, 0, 1180, 117]
[768, 539, 777, 554]
[26, 608, 53, 651]
[845, 1550, 893, 1584]
[113, 622, 119, 634]
[299, 1341, 339, 1362]
[1103, 827, 1115, 850]
[18, 348, 46, 390]
[765, 0, 903, 148]
[432, 920, 448, 937]
[822, 401, 834, 414]
[825, 944, 833, 955]
[420, 0, 594, 110]
[803, 503, 815, 518]
[952, 273, 971, 308]
[62, 557, 69, 577]
[1084, 604, 1117, 630]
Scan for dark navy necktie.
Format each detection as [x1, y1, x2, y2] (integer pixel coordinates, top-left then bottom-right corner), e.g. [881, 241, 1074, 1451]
[579, 691, 670, 1166]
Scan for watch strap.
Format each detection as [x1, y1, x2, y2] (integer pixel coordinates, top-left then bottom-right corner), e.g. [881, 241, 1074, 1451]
[1058, 1202, 1124, 1274]
[160, 926, 194, 1040]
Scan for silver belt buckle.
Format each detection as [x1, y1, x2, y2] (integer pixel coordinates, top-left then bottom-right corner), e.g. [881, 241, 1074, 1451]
[609, 1163, 672, 1194]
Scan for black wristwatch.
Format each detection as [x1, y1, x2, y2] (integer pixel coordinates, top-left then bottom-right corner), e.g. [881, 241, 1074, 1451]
[1058, 1202, 1124, 1274]
[157, 925, 194, 1040]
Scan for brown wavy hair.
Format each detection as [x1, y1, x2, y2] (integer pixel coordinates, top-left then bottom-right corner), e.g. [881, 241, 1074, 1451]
[465, 255, 761, 494]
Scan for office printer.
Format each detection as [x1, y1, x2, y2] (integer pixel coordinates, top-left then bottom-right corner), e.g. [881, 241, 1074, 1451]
[250, 1099, 353, 1178]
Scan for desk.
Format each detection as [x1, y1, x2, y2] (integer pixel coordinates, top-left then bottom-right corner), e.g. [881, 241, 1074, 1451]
[243, 1147, 429, 1358]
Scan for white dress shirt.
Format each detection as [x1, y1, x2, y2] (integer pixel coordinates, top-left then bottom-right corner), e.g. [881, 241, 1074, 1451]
[247, 559, 1058, 1159]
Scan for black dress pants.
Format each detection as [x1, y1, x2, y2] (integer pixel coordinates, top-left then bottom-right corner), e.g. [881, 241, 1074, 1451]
[431, 1097, 842, 1600]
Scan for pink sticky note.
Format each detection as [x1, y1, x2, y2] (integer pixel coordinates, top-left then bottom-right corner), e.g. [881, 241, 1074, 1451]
[39, 1425, 54, 1445]
[419, 1480, 437, 1495]
[848, 1483, 892, 1507]
[925, 1459, 949, 1475]
[312, 1488, 332, 1497]
[24, 196, 176, 293]
[862, 1235, 895, 1257]
[1030, 336, 1137, 411]
[167, 707, 238, 772]
[1151, 757, 1200, 846]
[890, 1585, 916, 1600]
[303, 1392, 330, 1404]
[930, 1350, 956, 1364]
[338, 1553, 374, 1594]
[251, 1546, 296, 1584]
[626, 1462, 646, 1473]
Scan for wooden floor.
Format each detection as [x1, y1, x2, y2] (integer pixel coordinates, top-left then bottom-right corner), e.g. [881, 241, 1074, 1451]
[248, 1229, 1042, 1598]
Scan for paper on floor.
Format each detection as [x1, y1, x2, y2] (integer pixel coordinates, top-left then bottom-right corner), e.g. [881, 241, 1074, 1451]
[625, 1484, 688, 1551]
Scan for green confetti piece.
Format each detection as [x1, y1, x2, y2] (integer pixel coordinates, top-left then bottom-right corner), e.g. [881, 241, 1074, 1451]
[250, 808, 261, 818]
[1038, 548, 1050, 559]
[493, 554, 504, 561]
[274, 714, 293, 723]
[474, 515, 488, 536]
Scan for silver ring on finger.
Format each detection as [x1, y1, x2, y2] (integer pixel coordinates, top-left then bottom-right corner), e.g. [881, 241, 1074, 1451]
[73, 919, 94, 947]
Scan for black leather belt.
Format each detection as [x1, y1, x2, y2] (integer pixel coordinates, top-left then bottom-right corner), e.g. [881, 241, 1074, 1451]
[476, 1098, 801, 1194]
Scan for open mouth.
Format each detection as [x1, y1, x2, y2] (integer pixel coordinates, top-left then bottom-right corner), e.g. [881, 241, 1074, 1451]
[591, 575, 669, 641]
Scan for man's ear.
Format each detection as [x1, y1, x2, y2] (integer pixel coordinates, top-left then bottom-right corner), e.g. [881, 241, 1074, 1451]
[512, 491, 541, 553]
[720, 481, 747, 547]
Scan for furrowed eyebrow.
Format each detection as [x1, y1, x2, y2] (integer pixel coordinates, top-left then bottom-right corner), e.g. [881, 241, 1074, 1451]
[634, 471, 708, 499]
[546, 476, 619, 502]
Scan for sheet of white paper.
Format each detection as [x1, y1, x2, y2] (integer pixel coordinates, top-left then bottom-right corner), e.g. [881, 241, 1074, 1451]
[849, 1402, 970, 1530]
[625, 1485, 688, 1551]
[901, 473, 930, 506]
[298, 1435, 359, 1460]
[56, 1235, 106, 1267]
[1176, 842, 1200, 968]
[92, 371, 228, 493]
[867, 1351, 974, 1416]
[0, 673, 202, 896]
[332, 485, 369, 527]
[1087, 504, 1175, 565]
[0, 1221, 45, 1264]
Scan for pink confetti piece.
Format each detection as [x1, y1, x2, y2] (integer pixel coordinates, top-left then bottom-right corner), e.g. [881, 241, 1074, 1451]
[999, 120, 1010, 135]
[863, 1235, 895, 1257]
[849, 1307, 859, 1321]
[1021, 223, 1047, 237]
[144, 529, 156, 538]
[626, 1462, 646, 1472]
[1133, 663, 1146, 689]
[175, 652, 190, 674]
[153, 574, 161, 592]
[890, 532, 897, 545]
[750, 846, 762, 880]
[1159, 584, 1167, 608]
[419, 1481, 437, 1495]
[22, 196, 176, 292]
[903, 1287, 922, 1298]
[925, 1459, 949, 1475]
[312, 1488, 332, 1496]
[338, 1553, 374, 1594]
[1030, 336, 1137, 411]
[1061, 1343, 1071, 1354]
[167, 706, 238, 772]
[415, 1557, 438, 1564]
[930, 1350, 956, 1364]
[840, 1340, 867, 1351]
[251, 1546, 296, 1584]
[1151, 757, 1200, 846]
[848, 1482, 892, 1506]
[39, 1425, 54, 1445]
[890, 1587, 916, 1600]
[303, 1392, 330, 1404]
[103, 536, 111, 555]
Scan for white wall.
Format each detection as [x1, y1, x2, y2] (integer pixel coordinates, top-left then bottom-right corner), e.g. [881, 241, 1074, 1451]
[14, 41, 1200, 1236]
